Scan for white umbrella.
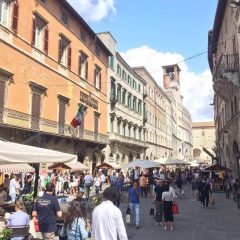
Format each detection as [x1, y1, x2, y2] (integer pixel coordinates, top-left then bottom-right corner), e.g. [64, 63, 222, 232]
[154, 158, 167, 165]
[164, 159, 191, 166]
[123, 159, 160, 169]
[0, 139, 77, 163]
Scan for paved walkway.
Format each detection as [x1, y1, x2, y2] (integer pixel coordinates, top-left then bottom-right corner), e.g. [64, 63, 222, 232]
[120, 185, 240, 240]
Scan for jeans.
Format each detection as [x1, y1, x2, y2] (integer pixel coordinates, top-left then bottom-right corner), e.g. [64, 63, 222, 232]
[140, 187, 147, 198]
[155, 201, 163, 223]
[10, 193, 16, 203]
[236, 194, 240, 209]
[84, 184, 91, 199]
[226, 189, 230, 199]
[202, 193, 209, 207]
[129, 203, 140, 225]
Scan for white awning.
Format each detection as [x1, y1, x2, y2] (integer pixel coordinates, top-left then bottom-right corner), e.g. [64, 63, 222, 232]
[66, 162, 89, 171]
[0, 163, 35, 174]
[0, 140, 77, 163]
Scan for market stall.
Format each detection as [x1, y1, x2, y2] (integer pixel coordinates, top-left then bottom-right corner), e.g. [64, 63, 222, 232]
[203, 164, 232, 192]
[0, 163, 35, 174]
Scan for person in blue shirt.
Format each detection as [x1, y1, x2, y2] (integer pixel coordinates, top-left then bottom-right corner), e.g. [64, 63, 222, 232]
[32, 183, 62, 240]
[8, 201, 29, 240]
[128, 180, 141, 229]
[61, 200, 90, 240]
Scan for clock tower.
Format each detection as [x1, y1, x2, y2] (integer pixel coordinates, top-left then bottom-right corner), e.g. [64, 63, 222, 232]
[162, 64, 181, 89]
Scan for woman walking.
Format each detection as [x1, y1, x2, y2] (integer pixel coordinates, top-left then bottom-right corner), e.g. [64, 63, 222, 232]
[61, 200, 90, 239]
[162, 183, 175, 231]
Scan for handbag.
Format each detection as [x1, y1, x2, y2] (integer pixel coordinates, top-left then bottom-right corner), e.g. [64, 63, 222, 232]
[126, 207, 131, 224]
[34, 219, 40, 232]
[172, 203, 179, 214]
[150, 206, 154, 216]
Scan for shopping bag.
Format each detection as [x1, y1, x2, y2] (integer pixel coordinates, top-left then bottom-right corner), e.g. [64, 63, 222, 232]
[150, 207, 154, 216]
[34, 220, 40, 232]
[172, 203, 179, 215]
[126, 207, 131, 224]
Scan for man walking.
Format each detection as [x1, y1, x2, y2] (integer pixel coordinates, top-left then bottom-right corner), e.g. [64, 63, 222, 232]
[153, 180, 165, 226]
[84, 172, 93, 200]
[92, 187, 128, 240]
[32, 183, 62, 240]
[200, 177, 212, 208]
[128, 181, 141, 229]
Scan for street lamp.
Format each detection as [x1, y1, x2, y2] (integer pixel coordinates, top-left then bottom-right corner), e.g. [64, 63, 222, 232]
[229, 0, 240, 8]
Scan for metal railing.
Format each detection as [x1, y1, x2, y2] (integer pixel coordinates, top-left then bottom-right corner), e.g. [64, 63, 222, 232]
[214, 54, 239, 79]
[0, 107, 109, 144]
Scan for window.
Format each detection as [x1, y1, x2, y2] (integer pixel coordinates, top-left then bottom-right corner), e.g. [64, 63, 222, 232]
[128, 126, 131, 138]
[127, 94, 132, 108]
[123, 124, 126, 136]
[94, 66, 101, 90]
[117, 65, 121, 76]
[95, 44, 100, 56]
[79, 51, 88, 80]
[110, 118, 114, 133]
[122, 89, 126, 104]
[109, 56, 114, 69]
[60, 8, 68, 25]
[117, 121, 121, 135]
[117, 85, 121, 102]
[138, 100, 142, 113]
[133, 80, 136, 89]
[58, 36, 71, 68]
[122, 70, 126, 80]
[57, 95, 69, 134]
[32, 14, 48, 53]
[0, 0, 9, 26]
[138, 84, 141, 92]
[80, 29, 87, 42]
[133, 128, 136, 139]
[133, 97, 136, 111]
[127, 75, 131, 84]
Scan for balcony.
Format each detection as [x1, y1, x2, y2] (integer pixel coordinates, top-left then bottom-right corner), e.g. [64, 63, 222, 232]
[0, 107, 109, 144]
[109, 132, 148, 148]
[213, 54, 240, 101]
[110, 93, 118, 105]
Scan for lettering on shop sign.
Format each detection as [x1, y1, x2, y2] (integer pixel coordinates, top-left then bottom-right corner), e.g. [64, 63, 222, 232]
[80, 91, 98, 110]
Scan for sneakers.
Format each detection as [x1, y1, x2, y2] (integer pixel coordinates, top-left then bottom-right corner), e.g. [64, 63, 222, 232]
[155, 222, 159, 226]
[170, 227, 174, 231]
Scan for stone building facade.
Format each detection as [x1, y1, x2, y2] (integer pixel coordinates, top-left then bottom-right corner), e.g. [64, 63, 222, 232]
[208, 0, 240, 177]
[98, 32, 148, 165]
[0, 0, 111, 173]
[192, 122, 216, 164]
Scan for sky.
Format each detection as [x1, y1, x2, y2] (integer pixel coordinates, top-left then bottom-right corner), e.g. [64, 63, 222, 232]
[67, 0, 218, 121]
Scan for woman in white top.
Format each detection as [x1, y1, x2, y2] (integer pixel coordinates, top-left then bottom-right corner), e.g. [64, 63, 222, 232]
[162, 183, 176, 231]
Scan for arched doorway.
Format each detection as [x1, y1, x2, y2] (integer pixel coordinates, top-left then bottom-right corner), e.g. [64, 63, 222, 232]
[129, 153, 133, 162]
[233, 140, 239, 178]
[92, 153, 98, 174]
[116, 154, 120, 164]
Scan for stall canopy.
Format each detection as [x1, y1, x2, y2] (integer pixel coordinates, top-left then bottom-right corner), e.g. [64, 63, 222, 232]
[163, 159, 191, 166]
[123, 159, 160, 169]
[66, 162, 89, 172]
[0, 139, 77, 163]
[0, 163, 35, 174]
[48, 163, 71, 170]
[96, 162, 122, 170]
[203, 164, 232, 172]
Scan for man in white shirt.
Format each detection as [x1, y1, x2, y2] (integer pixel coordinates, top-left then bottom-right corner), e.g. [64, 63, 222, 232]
[92, 187, 128, 240]
[9, 176, 17, 203]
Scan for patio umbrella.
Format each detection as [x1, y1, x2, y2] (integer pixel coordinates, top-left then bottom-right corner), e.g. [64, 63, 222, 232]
[163, 159, 191, 166]
[66, 162, 89, 172]
[123, 159, 160, 169]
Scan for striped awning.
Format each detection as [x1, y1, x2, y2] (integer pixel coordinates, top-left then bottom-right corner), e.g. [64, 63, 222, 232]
[0, 164, 35, 174]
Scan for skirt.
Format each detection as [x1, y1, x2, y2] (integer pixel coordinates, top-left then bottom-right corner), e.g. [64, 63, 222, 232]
[164, 201, 174, 222]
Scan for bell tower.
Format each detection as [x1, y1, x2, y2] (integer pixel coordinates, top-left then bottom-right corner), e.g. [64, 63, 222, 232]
[162, 64, 181, 89]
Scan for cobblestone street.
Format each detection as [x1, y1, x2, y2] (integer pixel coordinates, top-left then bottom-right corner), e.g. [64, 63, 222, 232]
[120, 186, 240, 240]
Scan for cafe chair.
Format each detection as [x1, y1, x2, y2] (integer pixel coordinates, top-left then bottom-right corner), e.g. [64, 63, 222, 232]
[8, 225, 32, 240]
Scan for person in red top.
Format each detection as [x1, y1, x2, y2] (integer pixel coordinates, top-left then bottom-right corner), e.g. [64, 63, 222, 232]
[139, 173, 148, 198]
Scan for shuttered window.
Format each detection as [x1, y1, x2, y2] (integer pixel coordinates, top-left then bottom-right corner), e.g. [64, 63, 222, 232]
[79, 52, 88, 80]
[58, 36, 71, 68]
[11, 2, 18, 32]
[31, 92, 41, 130]
[94, 66, 101, 90]
[0, 79, 6, 109]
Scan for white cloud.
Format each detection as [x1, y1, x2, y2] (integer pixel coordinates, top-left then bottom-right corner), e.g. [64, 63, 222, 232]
[120, 46, 214, 122]
[67, 0, 116, 22]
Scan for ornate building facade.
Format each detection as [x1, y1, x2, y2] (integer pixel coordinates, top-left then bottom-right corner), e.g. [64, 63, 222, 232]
[0, 0, 111, 173]
[208, 0, 240, 177]
[98, 32, 148, 165]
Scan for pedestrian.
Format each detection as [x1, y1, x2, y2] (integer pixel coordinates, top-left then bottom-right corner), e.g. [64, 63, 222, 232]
[92, 187, 128, 240]
[139, 173, 148, 198]
[153, 180, 165, 226]
[61, 200, 90, 239]
[32, 183, 62, 240]
[235, 179, 240, 209]
[100, 172, 106, 192]
[191, 177, 198, 201]
[200, 177, 212, 208]
[110, 172, 118, 187]
[0, 186, 7, 206]
[225, 178, 231, 199]
[9, 175, 17, 203]
[84, 172, 93, 200]
[176, 175, 183, 198]
[162, 183, 175, 231]
[94, 174, 101, 195]
[128, 180, 141, 229]
[3, 174, 10, 194]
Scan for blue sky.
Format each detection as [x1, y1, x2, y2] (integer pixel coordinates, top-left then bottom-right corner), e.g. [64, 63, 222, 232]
[67, 0, 218, 121]
[89, 0, 218, 74]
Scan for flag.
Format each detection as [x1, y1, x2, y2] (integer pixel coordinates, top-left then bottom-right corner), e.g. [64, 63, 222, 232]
[71, 104, 87, 128]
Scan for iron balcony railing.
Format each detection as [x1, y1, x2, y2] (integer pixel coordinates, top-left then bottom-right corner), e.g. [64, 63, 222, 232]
[0, 107, 109, 144]
[214, 53, 239, 79]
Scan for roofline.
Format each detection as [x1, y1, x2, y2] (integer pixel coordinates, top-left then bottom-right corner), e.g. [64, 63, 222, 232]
[97, 31, 117, 43]
[162, 64, 181, 72]
[59, 0, 112, 57]
[132, 66, 171, 102]
[116, 53, 146, 85]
